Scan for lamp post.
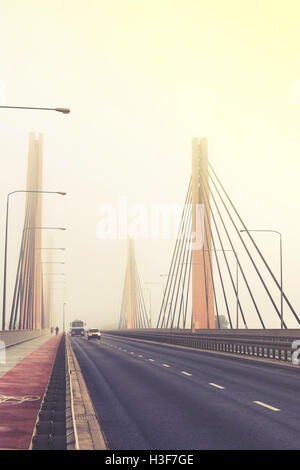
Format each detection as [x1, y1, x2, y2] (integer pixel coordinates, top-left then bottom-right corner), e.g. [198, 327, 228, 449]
[0, 106, 70, 114]
[240, 229, 283, 329]
[145, 282, 164, 328]
[143, 286, 152, 327]
[2, 190, 66, 330]
[63, 302, 67, 333]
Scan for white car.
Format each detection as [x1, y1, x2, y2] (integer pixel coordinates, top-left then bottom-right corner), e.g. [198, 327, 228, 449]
[87, 328, 101, 340]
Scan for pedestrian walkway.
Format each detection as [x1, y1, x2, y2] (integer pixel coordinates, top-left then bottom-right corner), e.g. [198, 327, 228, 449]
[0, 334, 52, 378]
[0, 334, 62, 450]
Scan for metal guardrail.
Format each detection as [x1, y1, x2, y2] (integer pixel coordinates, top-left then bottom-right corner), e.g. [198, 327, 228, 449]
[103, 329, 300, 364]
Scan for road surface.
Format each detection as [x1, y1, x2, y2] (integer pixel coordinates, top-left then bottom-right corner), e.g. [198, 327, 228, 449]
[71, 334, 300, 450]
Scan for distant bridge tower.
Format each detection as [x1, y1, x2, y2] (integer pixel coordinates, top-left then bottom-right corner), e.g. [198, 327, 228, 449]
[191, 137, 215, 330]
[119, 239, 149, 329]
[9, 133, 45, 330]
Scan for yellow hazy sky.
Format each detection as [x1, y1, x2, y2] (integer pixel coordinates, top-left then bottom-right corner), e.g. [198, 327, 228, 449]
[0, 0, 299, 328]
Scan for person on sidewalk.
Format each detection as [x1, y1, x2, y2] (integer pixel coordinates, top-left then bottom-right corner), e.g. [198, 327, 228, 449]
[55, 326, 59, 335]
[50, 327, 54, 334]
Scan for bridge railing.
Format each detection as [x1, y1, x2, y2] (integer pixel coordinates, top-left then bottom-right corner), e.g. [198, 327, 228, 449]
[103, 329, 300, 364]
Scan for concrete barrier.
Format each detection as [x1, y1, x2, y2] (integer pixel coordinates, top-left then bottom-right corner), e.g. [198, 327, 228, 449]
[0, 329, 49, 348]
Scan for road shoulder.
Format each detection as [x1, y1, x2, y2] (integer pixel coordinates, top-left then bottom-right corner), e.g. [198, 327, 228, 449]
[66, 335, 107, 450]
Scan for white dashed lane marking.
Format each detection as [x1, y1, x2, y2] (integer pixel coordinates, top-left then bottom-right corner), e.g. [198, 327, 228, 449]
[253, 401, 280, 411]
[102, 342, 285, 414]
[209, 383, 225, 390]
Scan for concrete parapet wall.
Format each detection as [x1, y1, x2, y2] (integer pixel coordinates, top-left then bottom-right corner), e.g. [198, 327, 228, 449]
[0, 329, 49, 348]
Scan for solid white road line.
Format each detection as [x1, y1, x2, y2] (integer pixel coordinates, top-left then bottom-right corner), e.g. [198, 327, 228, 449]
[209, 383, 225, 390]
[253, 401, 280, 411]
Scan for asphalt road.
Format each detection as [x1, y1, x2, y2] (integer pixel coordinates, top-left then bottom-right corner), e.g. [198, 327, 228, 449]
[71, 334, 300, 450]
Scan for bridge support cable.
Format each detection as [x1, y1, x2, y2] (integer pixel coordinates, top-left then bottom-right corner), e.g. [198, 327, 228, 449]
[159, 188, 192, 328]
[183, 248, 192, 329]
[202, 215, 221, 329]
[202, 201, 233, 328]
[209, 163, 300, 326]
[203, 174, 264, 327]
[157, 137, 300, 330]
[201, 175, 250, 328]
[10, 184, 36, 329]
[156, 181, 192, 328]
[119, 281, 127, 329]
[158, 182, 192, 328]
[177, 233, 192, 329]
[169, 200, 192, 329]
[207, 167, 288, 328]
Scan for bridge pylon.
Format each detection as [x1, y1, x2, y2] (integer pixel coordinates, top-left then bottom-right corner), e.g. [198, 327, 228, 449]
[9, 133, 45, 330]
[119, 239, 149, 329]
[191, 137, 215, 331]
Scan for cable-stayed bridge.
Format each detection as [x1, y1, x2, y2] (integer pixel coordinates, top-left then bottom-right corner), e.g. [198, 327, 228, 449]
[118, 137, 299, 333]
[1, 135, 300, 451]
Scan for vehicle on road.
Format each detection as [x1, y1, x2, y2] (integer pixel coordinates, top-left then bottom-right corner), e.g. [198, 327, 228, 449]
[70, 319, 86, 337]
[87, 328, 101, 340]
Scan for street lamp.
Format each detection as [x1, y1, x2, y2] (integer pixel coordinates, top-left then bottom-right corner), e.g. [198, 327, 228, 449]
[240, 229, 283, 329]
[2, 190, 66, 330]
[143, 286, 152, 328]
[63, 302, 67, 333]
[145, 282, 165, 328]
[0, 105, 70, 114]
